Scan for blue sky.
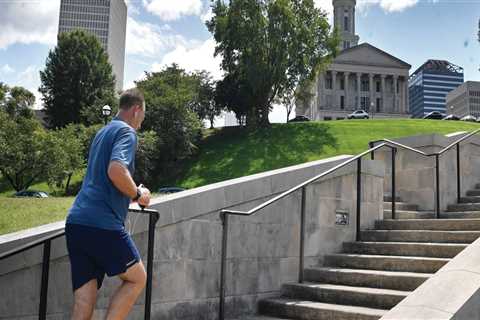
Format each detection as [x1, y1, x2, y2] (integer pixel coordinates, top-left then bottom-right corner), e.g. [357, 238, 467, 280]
[0, 0, 479, 123]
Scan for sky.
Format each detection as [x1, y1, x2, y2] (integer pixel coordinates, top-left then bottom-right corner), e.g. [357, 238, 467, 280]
[0, 0, 479, 124]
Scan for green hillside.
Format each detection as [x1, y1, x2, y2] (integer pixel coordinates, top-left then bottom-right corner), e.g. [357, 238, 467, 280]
[174, 119, 479, 188]
[1, 119, 478, 235]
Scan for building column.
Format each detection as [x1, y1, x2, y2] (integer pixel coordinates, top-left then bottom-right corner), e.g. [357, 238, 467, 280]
[393, 75, 398, 113]
[369, 73, 374, 112]
[381, 74, 386, 113]
[356, 72, 361, 110]
[344, 72, 350, 110]
[332, 71, 337, 109]
[405, 78, 409, 114]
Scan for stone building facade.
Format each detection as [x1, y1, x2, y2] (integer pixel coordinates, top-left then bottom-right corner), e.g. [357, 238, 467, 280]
[297, 0, 411, 120]
[447, 81, 480, 118]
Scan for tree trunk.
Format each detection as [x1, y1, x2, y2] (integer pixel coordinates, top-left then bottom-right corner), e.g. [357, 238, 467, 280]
[65, 172, 73, 194]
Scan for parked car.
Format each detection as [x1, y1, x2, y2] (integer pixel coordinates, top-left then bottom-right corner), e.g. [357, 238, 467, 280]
[443, 114, 460, 121]
[14, 190, 49, 198]
[288, 115, 310, 123]
[461, 115, 477, 122]
[347, 110, 369, 119]
[158, 187, 186, 194]
[423, 111, 445, 120]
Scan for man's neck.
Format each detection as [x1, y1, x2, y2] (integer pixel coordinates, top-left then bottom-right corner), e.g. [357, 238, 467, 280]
[116, 112, 135, 129]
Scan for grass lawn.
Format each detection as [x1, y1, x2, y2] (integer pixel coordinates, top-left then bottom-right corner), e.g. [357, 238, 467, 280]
[1, 119, 478, 236]
[174, 119, 480, 188]
[0, 197, 74, 235]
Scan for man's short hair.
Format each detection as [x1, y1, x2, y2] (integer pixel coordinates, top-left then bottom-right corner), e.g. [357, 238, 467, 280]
[119, 88, 145, 110]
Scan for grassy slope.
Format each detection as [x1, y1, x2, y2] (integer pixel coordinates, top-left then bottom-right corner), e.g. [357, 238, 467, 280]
[175, 119, 479, 188]
[1, 119, 478, 235]
[0, 197, 74, 235]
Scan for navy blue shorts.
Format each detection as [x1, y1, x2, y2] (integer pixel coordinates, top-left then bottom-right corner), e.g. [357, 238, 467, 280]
[65, 223, 141, 291]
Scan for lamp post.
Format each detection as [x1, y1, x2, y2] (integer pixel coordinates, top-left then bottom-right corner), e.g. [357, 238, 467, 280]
[102, 105, 111, 125]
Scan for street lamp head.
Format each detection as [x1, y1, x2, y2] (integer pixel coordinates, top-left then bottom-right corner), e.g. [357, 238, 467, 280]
[102, 105, 112, 117]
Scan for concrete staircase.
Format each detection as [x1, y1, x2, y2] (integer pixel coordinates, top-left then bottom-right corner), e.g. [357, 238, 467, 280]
[245, 193, 480, 320]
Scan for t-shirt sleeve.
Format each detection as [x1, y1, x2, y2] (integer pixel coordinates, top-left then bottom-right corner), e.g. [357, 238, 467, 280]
[110, 128, 137, 168]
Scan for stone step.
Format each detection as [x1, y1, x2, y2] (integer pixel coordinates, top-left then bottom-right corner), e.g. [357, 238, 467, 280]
[441, 211, 480, 219]
[459, 196, 480, 203]
[383, 202, 419, 211]
[466, 189, 480, 197]
[384, 195, 402, 202]
[343, 241, 466, 258]
[375, 219, 480, 231]
[324, 253, 449, 273]
[233, 317, 288, 320]
[360, 230, 480, 243]
[448, 203, 480, 212]
[281, 282, 409, 310]
[383, 210, 435, 219]
[259, 298, 387, 320]
[304, 267, 431, 291]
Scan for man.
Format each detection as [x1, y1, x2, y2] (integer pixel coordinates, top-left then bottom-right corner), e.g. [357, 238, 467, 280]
[65, 88, 152, 320]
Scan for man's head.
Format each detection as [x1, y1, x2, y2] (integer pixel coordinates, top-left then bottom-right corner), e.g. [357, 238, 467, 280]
[119, 88, 145, 130]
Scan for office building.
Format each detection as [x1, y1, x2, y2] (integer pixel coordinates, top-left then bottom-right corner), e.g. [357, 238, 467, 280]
[58, 0, 127, 92]
[408, 60, 464, 118]
[446, 81, 480, 118]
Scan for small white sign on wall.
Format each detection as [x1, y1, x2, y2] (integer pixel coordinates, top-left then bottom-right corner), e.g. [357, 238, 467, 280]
[335, 210, 349, 225]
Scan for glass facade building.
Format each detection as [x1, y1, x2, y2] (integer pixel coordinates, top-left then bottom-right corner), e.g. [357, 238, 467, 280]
[58, 0, 127, 91]
[408, 60, 464, 118]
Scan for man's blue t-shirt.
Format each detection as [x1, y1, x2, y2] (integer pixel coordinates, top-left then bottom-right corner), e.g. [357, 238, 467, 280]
[67, 117, 137, 230]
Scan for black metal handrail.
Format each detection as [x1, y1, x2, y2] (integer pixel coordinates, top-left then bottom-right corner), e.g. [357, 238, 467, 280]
[218, 142, 399, 320]
[370, 128, 480, 216]
[218, 128, 480, 320]
[0, 208, 159, 320]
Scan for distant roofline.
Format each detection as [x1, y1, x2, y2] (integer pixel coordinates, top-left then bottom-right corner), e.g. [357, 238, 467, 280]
[338, 42, 411, 68]
[411, 59, 464, 76]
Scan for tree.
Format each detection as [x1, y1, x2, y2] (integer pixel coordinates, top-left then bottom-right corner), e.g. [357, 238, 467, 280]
[207, 0, 338, 128]
[0, 110, 66, 191]
[189, 71, 221, 128]
[47, 125, 85, 194]
[0, 85, 35, 119]
[40, 29, 116, 128]
[136, 64, 203, 184]
[215, 72, 249, 125]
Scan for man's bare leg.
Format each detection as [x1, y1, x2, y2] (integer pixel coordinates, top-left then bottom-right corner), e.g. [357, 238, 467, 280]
[72, 279, 98, 320]
[106, 261, 147, 320]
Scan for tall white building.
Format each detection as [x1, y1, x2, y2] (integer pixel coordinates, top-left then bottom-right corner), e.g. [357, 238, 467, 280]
[58, 0, 127, 92]
[297, 0, 411, 120]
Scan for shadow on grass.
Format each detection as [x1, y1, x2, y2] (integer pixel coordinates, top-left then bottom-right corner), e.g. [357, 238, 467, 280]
[175, 122, 338, 188]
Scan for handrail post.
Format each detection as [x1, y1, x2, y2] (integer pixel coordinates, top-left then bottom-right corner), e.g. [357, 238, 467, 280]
[299, 187, 306, 283]
[356, 158, 362, 242]
[435, 154, 440, 219]
[457, 143, 461, 203]
[391, 147, 396, 220]
[39, 240, 51, 320]
[369, 142, 375, 160]
[144, 210, 159, 320]
[219, 212, 229, 320]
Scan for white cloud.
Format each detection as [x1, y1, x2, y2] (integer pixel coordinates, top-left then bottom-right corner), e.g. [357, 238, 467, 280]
[153, 38, 223, 79]
[10, 65, 43, 109]
[143, 0, 203, 21]
[0, 64, 15, 75]
[314, 0, 334, 23]
[126, 16, 188, 57]
[358, 0, 439, 13]
[0, 0, 60, 49]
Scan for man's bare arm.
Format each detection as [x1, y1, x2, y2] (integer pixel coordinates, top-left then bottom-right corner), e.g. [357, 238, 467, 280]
[108, 161, 137, 198]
